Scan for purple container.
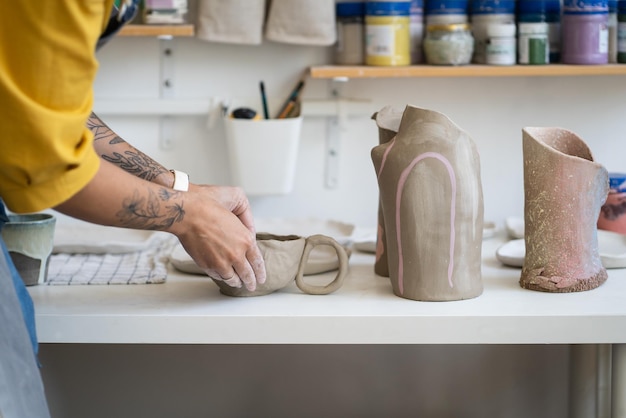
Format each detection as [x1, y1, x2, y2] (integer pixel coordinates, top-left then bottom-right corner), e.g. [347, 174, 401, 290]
[562, 0, 609, 64]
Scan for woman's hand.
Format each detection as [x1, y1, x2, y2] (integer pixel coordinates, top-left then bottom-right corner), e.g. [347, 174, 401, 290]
[173, 184, 267, 291]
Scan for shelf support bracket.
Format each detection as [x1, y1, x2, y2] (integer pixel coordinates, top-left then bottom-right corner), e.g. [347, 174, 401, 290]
[159, 35, 175, 150]
[324, 77, 349, 189]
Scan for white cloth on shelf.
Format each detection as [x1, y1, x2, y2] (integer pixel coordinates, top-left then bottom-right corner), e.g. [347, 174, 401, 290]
[47, 222, 178, 285]
[265, 0, 336, 45]
[196, 0, 267, 45]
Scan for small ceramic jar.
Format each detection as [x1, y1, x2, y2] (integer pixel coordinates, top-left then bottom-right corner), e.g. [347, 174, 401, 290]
[598, 173, 626, 234]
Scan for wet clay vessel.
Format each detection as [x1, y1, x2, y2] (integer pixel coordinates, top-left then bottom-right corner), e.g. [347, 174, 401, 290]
[371, 105, 484, 301]
[520, 127, 609, 292]
[213, 233, 348, 297]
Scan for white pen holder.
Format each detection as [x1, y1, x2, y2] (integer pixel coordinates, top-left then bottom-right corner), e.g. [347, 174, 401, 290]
[224, 116, 303, 195]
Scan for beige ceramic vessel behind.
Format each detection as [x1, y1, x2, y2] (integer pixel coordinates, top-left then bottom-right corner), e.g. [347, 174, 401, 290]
[371, 105, 404, 278]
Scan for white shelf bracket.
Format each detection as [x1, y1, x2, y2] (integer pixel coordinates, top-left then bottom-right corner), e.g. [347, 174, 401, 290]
[325, 113, 341, 189]
[159, 36, 175, 150]
[324, 77, 350, 189]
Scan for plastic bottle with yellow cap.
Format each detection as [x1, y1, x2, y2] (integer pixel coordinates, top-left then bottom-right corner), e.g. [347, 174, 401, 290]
[365, 0, 412, 66]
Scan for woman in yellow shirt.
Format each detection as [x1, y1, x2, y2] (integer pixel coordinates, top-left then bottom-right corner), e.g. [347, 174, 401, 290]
[0, 2, 266, 416]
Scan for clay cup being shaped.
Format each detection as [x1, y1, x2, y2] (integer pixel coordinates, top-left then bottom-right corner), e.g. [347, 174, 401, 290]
[213, 233, 349, 297]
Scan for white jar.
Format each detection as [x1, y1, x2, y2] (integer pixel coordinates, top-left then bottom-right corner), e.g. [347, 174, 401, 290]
[485, 23, 516, 65]
[471, 12, 515, 63]
[335, 2, 366, 65]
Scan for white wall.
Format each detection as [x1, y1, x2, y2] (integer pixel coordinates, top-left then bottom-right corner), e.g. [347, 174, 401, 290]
[40, 8, 626, 417]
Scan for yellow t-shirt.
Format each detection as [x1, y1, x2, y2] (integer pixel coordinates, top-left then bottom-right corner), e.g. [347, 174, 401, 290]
[0, 1, 114, 213]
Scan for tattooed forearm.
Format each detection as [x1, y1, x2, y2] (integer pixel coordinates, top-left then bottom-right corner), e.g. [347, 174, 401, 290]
[88, 112, 169, 182]
[87, 112, 123, 144]
[116, 188, 185, 230]
[102, 151, 169, 182]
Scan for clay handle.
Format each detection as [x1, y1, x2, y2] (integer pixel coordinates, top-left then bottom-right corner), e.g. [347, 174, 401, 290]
[295, 234, 348, 295]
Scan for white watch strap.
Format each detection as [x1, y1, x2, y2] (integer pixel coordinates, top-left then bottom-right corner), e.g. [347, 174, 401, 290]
[170, 169, 189, 191]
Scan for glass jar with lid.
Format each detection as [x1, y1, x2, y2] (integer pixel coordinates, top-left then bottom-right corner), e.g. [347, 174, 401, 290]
[335, 1, 366, 65]
[423, 23, 474, 64]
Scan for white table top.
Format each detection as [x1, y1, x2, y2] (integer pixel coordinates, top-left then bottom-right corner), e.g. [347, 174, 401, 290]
[30, 236, 626, 345]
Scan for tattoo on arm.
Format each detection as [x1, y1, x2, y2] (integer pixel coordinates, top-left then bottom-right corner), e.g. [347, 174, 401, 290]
[87, 112, 124, 144]
[103, 151, 169, 182]
[116, 188, 185, 230]
[88, 112, 169, 182]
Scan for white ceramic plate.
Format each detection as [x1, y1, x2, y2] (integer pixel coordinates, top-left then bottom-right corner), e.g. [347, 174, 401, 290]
[53, 222, 168, 254]
[496, 231, 626, 269]
[169, 243, 350, 276]
[169, 244, 205, 275]
[353, 240, 377, 253]
[495, 239, 525, 267]
[598, 229, 626, 269]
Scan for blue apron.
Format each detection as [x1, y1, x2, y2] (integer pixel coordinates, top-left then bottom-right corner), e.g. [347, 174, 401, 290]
[0, 201, 50, 416]
[0, 202, 38, 356]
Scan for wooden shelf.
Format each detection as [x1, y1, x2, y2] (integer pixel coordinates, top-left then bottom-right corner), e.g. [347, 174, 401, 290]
[310, 64, 626, 79]
[118, 24, 194, 37]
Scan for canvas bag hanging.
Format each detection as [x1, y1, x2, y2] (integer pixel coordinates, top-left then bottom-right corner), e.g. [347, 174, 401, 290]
[265, 0, 336, 45]
[196, 0, 266, 45]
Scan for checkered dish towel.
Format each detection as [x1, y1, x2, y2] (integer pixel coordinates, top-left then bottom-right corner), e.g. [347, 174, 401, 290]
[47, 223, 178, 285]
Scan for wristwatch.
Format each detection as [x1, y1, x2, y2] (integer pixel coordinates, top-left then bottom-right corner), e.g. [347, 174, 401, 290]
[169, 169, 189, 192]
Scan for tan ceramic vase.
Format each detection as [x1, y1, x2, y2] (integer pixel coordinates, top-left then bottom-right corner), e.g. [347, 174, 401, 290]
[371, 105, 404, 278]
[371, 105, 484, 301]
[520, 127, 609, 293]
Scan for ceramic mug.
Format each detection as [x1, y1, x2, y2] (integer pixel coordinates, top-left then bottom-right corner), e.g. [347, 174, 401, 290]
[213, 233, 349, 297]
[1, 213, 56, 286]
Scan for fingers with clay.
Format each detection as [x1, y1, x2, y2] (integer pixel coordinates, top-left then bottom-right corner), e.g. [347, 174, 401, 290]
[243, 242, 266, 289]
[206, 269, 243, 289]
[204, 244, 266, 292]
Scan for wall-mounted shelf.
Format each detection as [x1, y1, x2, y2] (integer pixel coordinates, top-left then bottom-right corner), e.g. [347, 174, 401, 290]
[310, 64, 626, 79]
[118, 24, 195, 37]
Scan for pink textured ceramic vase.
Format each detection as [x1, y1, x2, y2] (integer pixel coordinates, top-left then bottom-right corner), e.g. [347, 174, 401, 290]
[371, 105, 484, 301]
[371, 106, 404, 278]
[520, 127, 609, 293]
